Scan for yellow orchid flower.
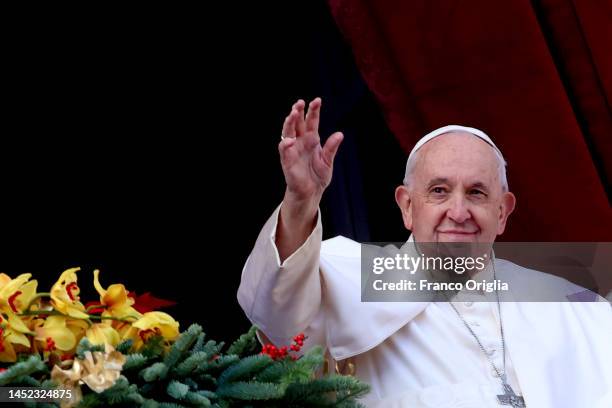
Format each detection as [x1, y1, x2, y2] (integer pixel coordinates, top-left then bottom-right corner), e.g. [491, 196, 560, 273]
[34, 315, 78, 353]
[66, 318, 89, 349]
[133, 311, 179, 339]
[85, 322, 120, 347]
[0, 273, 38, 343]
[0, 272, 39, 315]
[0, 274, 38, 312]
[113, 321, 138, 345]
[92, 270, 142, 320]
[128, 311, 180, 349]
[0, 319, 33, 362]
[50, 268, 89, 319]
[30, 316, 88, 360]
[6, 313, 34, 336]
[0, 328, 17, 362]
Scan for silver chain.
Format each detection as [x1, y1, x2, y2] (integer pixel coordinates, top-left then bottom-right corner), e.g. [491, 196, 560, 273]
[443, 263, 507, 382]
[423, 244, 526, 406]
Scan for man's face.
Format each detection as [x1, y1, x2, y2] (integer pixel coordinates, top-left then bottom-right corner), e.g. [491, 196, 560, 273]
[396, 132, 515, 244]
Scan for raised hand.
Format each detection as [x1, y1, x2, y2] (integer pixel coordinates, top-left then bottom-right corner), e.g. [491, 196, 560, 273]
[276, 98, 343, 260]
[278, 98, 343, 201]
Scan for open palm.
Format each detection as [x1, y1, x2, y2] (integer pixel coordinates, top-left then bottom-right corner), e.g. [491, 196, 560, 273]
[278, 98, 343, 200]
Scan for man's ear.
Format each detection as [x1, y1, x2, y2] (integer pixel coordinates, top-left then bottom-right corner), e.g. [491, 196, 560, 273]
[395, 185, 414, 231]
[497, 191, 516, 235]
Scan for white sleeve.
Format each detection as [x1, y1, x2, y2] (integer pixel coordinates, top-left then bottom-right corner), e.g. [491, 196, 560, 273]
[237, 203, 323, 342]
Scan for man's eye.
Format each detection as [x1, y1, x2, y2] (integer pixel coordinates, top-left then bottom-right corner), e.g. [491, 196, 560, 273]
[470, 189, 485, 196]
[431, 187, 446, 194]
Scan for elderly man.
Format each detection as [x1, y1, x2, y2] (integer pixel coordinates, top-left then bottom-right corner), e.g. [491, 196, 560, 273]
[237, 98, 612, 407]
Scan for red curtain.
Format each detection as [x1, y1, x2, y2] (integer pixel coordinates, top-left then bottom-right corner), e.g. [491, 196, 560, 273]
[328, 0, 612, 241]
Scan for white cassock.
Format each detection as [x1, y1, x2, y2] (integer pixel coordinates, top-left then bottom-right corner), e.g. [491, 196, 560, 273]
[238, 205, 612, 407]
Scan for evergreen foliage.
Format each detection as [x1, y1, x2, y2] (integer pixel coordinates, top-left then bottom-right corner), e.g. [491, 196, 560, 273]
[0, 325, 370, 407]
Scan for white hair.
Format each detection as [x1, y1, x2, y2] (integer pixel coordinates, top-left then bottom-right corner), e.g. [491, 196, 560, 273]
[402, 131, 509, 192]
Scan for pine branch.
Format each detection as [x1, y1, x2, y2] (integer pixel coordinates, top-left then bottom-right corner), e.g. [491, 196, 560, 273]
[167, 381, 213, 406]
[24, 402, 57, 408]
[192, 332, 206, 353]
[124, 353, 150, 371]
[76, 338, 104, 359]
[141, 335, 166, 359]
[195, 373, 217, 387]
[218, 354, 273, 385]
[255, 360, 291, 384]
[279, 346, 325, 385]
[182, 391, 212, 406]
[174, 351, 209, 376]
[226, 325, 258, 357]
[0, 324, 371, 408]
[158, 403, 187, 408]
[116, 338, 134, 354]
[10, 375, 41, 387]
[201, 340, 224, 357]
[141, 400, 161, 408]
[216, 381, 285, 400]
[197, 390, 217, 399]
[182, 377, 199, 390]
[195, 355, 239, 375]
[141, 362, 169, 382]
[167, 380, 190, 398]
[163, 324, 202, 370]
[284, 375, 370, 406]
[0, 355, 46, 386]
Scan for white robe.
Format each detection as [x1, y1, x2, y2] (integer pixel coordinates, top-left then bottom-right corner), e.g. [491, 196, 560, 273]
[238, 206, 612, 407]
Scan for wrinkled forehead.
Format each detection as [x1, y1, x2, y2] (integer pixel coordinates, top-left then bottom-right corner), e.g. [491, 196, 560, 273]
[415, 132, 501, 185]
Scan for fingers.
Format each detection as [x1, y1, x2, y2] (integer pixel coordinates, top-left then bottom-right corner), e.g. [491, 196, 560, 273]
[322, 132, 344, 166]
[281, 99, 307, 139]
[278, 136, 297, 160]
[305, 98, 321, 133]
[294, 99, 306, 136]
[282, 109, 297, 139]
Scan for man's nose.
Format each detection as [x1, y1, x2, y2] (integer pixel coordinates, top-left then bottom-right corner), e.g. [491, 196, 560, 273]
[446, 194, 471, 224]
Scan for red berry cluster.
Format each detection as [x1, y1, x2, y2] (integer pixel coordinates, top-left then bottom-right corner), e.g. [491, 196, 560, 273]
[290, 333, 305, 351]
[260, 333, 306, 361]
[60, 354, 73, 361]
[45, 337, 57, 352]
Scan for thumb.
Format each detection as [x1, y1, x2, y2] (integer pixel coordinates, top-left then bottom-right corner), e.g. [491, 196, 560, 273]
[322, 132, 344, 166]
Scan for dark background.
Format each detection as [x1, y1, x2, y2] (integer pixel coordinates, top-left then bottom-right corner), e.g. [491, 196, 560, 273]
[2, 2, 406, 341]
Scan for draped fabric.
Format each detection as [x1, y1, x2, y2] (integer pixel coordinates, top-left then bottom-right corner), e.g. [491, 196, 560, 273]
[327, 0, 612, 241]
